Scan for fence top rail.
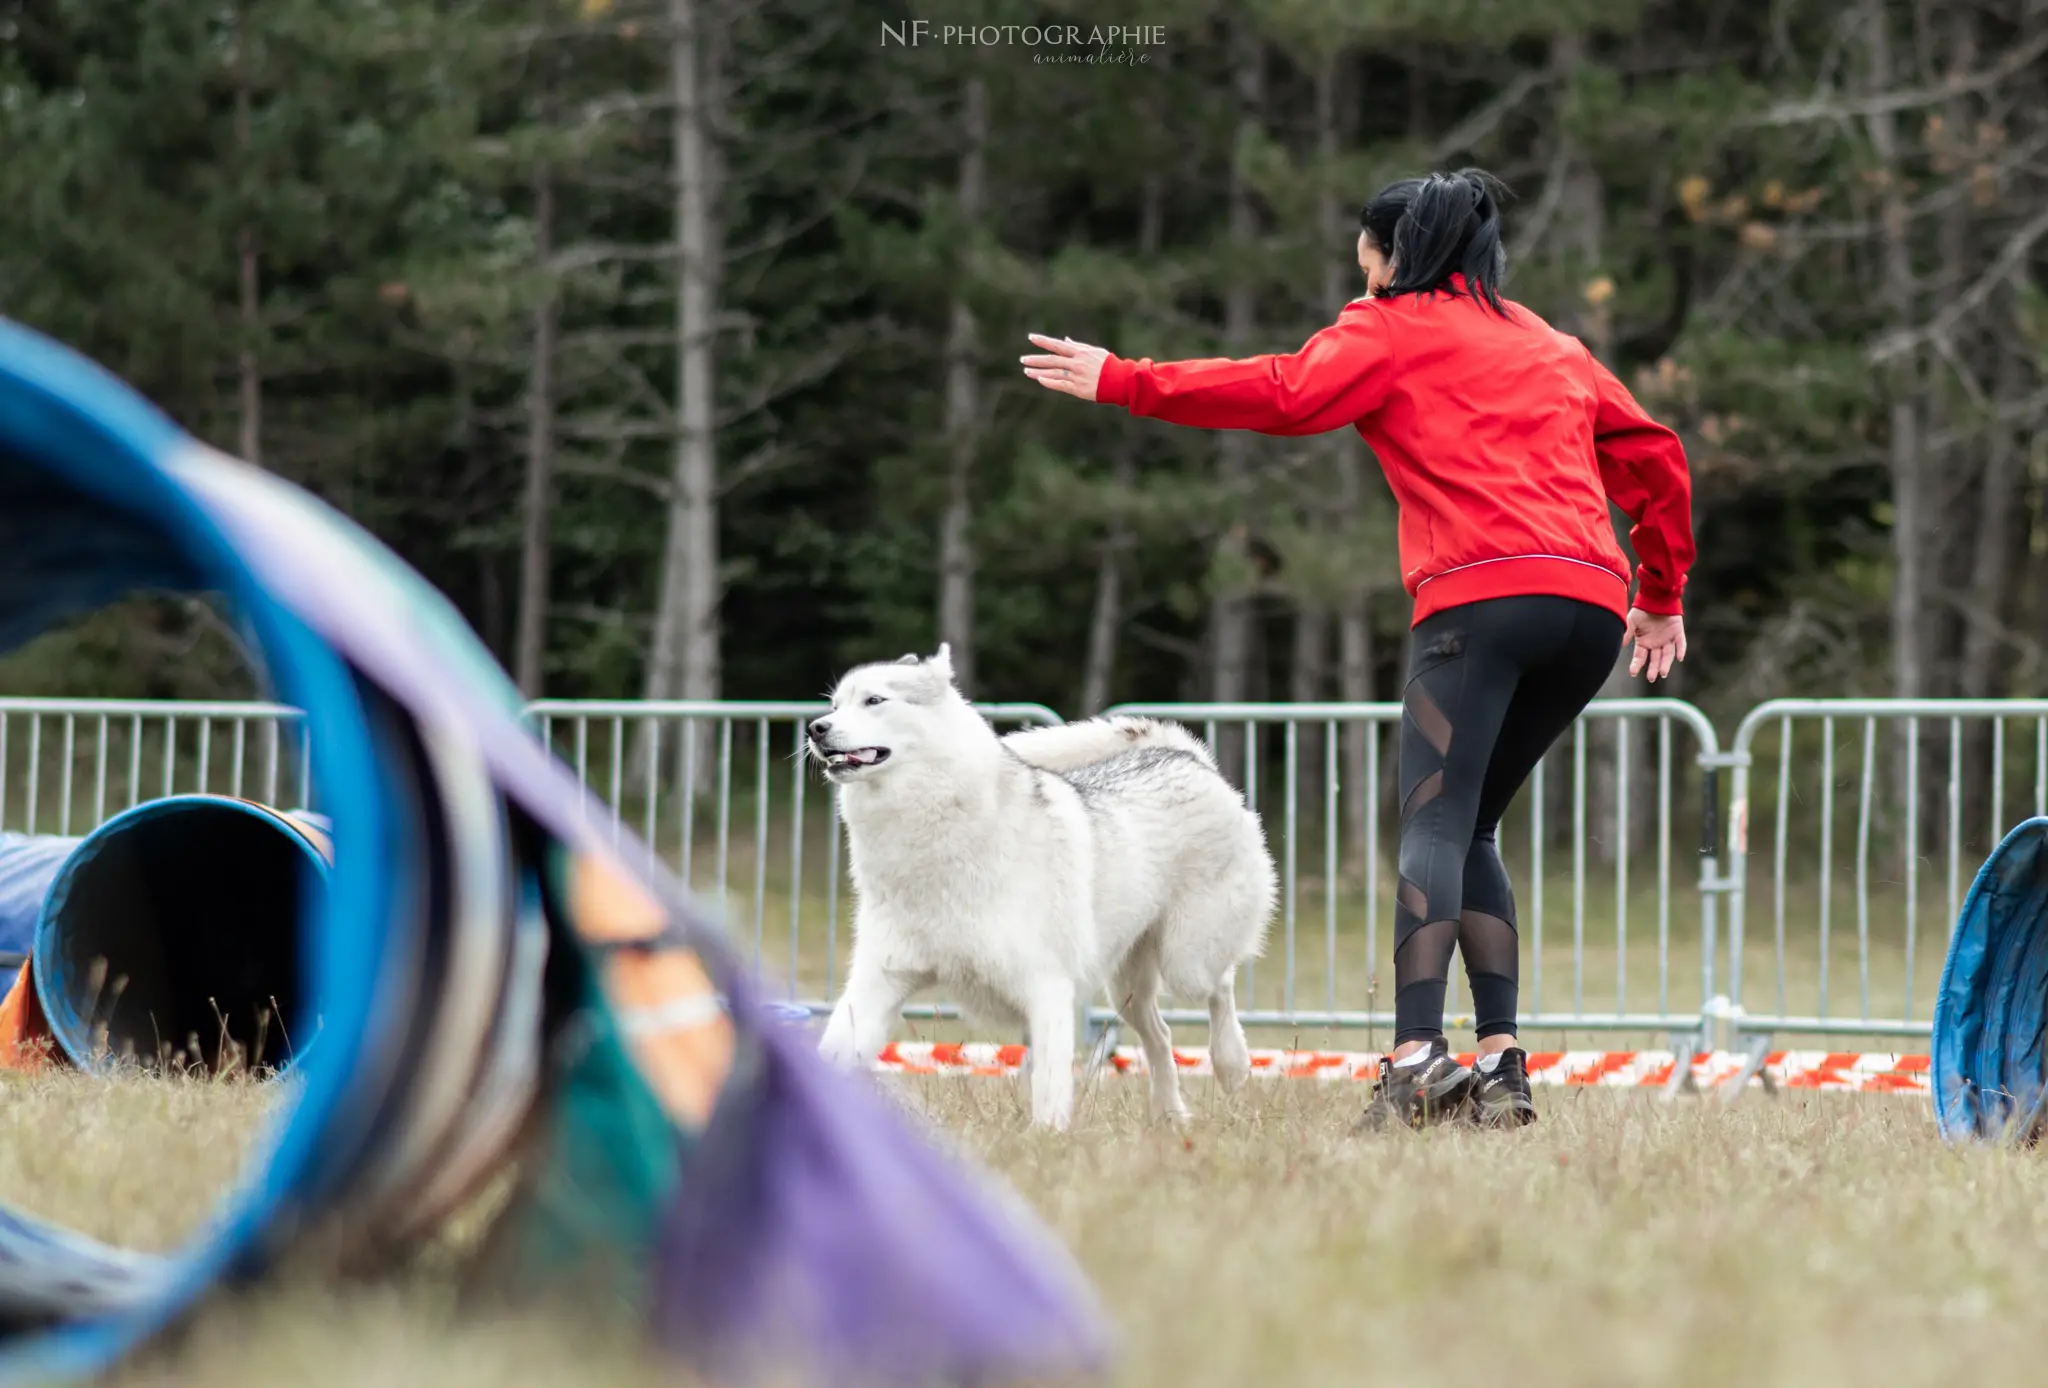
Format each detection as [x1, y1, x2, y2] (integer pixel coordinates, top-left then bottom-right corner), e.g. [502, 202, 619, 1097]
[524, 699, 1064, 726]
[1730, 697, 2048, 752]
[0, 697, 303, 718]
[1105, 697, 1721, 748]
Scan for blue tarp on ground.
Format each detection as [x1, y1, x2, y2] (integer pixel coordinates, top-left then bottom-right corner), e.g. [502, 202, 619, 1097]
[1932, 816, 2048, 1142]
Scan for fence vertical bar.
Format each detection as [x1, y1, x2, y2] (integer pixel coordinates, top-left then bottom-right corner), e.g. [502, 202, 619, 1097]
[1906, 719, 1921, 1016]
[93, 715, 108, 830]
[1856, 718, 1874, 1021]
[1774, 718, 1792, 1022]
[643, 720, 661, 851]
[574, 716, 590, 826]
[790, 721, 808, 1002]
[1282, 719, 1297, 1015]
[1819, 718, 1835, 1019]
[717, 718, 734, 944]
[608, 716, 625, 847]
[128, 714, 142, 810]
[1615, 718, 1629, 1016]
[1530, 757, 1545, 1018]
[1657, 718, 1671, 1016]
[680, 718, 699, 892]
[826, 785, 843, 998]
[1572, 724, 1586, 1017]
[1325, 721, 1338, 1020]
[1244, 720, 1260, 1007]
[196, 717, 211, 795]
[1365, 722, 1380, 1023]
[2026, 714, 2045, 820]
[1992, 718, 2006, 845]
[27, 715, 42, 835]
[231, 718, 247, 800]
[754, 718, 771, 973]
[263, 717, 280, 809]
[58, 714, 75, 836]
[1948, 717, 1962, 927]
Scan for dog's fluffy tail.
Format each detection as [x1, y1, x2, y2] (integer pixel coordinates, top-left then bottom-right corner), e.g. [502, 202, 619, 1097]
[1001, 716, 1217, 774]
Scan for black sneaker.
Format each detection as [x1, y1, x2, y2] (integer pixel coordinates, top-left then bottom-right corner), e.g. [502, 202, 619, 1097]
[1356, 1037, 1473, 1131]
[1467, 1048, 1538, 1127]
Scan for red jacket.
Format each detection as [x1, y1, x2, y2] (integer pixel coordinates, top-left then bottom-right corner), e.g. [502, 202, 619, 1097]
[1094, 278, 1695, 626]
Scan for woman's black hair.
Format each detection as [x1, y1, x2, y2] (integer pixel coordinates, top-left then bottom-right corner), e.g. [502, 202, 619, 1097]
[1358, 167, 1513, 317]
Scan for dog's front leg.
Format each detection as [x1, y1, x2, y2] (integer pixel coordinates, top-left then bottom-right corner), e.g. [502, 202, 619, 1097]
[1024, 976, 1077, 1129]
[819, 954, 923, 1070]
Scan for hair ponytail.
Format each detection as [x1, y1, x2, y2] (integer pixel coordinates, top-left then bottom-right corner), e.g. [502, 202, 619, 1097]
[1358, 167, 1512, 317]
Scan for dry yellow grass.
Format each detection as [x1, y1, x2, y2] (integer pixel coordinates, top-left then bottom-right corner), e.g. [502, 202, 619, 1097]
[2, 1070, 2045, 1388]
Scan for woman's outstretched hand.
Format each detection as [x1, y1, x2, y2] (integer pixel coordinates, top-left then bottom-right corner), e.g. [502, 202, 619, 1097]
[1625, 609, 1687, 683]
[1020, 333, 1110, 401]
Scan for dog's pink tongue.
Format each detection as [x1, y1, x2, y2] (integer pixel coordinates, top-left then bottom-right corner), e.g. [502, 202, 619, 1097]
[846, 748, 875, 765]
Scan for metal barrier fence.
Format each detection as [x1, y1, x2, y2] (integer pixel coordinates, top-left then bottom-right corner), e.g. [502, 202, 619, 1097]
[1724, 699, 2048, 1043]
[0, 698, 310, 836]
[14, 692, 2045, 1049]
[1102, 701, 1725, 1044]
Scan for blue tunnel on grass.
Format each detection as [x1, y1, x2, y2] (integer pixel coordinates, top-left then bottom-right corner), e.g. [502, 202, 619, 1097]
[1932, 816, 2048, 1142]
[0, 317, 1110, 1386]
[29, 795, 330, 1071]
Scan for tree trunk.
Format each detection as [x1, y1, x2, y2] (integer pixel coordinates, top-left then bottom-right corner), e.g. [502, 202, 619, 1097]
[1865, 0, 1938, 848]
[1547, 34, 1646, 864]
[1928, 8, 1980, 704]
[1318, 51, 1380, 859]
[936, 76, 987, 697]
[644, 0, 724, 798]
[1079, 452, 1132, 718]
[1865, 0, 1926, 702]
[1285, 53, 1352, 822]
[234, 2, 260, 467]
[1079, 171, 1164, 718]
[1210, 28, 1263, 786]
[515, 157, 558, 699]
[647, 0, 722, 689]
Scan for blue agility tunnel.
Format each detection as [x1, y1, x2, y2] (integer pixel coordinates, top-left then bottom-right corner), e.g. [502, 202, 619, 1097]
[29, 795, 331, 1071]
[1932, 816, 2048, 1143]
[0, 318, 1108, 1384]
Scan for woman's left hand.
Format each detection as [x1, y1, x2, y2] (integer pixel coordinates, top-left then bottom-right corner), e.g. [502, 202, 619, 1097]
[1625, 609, 1688, 683]
[1020, 333, 1109, 401]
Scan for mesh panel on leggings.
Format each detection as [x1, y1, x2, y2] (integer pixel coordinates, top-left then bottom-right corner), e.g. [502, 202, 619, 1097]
[1458, 908, 1520, 1039]
[1392, 918, 1457, 1045]
[1393, 672, 1461, 1043]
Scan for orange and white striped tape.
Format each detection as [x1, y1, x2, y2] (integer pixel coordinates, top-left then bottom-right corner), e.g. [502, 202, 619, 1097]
[870, 1042, 1932, 1095]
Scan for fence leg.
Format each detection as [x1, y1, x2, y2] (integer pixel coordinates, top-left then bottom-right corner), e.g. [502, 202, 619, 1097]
[1661, 1030, 1702, 1100]
[1722, 1033, 1777, 1103]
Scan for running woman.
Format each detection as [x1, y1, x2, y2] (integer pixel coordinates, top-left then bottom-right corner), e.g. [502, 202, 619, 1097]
[1019, 168, 1695, 1129]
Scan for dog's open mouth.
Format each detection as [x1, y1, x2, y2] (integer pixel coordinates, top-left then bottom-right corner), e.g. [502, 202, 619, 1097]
[820, 746, 891, 773]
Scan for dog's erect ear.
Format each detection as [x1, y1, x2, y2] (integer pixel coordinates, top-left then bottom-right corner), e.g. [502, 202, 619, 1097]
[928, 642, 955, 683]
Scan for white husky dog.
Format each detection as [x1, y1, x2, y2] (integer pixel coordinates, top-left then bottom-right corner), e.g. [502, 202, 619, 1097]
[810, 644, 1275, 1128]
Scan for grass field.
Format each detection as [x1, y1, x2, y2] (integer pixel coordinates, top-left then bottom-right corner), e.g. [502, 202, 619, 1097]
[6, 1067, 2047, 1388]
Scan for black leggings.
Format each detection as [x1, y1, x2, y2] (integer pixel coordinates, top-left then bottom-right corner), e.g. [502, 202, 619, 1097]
[1393, 595, 1625, 1046]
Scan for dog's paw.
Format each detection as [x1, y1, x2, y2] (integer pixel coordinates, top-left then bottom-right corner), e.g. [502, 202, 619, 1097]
[1213, 1056, 1252, 1093]
[1146, 1092, 1192, 1126]
[1211, 1034, 1253, 1093]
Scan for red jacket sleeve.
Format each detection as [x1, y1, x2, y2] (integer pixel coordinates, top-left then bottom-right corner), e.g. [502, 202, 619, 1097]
[1096, 306, 1392, 436]
[1586, 347, 1695, 616]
